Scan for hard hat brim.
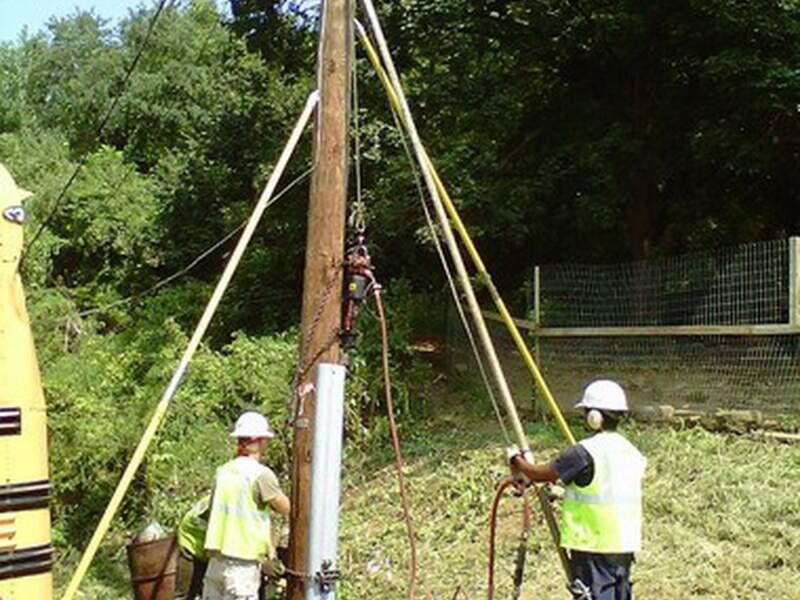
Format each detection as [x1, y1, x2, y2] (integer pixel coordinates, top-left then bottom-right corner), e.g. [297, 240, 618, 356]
[230, 429, 275, 439]
[574, 400, 627, 412]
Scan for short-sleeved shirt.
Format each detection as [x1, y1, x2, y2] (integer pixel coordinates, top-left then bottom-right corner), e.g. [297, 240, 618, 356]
[549, 444, 594, 487]
[253, 466, 283, 507]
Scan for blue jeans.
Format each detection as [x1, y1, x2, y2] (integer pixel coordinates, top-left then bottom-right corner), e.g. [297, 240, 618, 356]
[569, 551, 634, 600]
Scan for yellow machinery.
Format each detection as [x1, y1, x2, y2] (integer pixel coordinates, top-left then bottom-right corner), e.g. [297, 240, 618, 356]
[0, 164, 54, 599]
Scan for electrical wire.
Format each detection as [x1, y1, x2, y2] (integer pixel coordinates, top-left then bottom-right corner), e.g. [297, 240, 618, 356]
[76, 165, 314, 317]
[23, 0, 171, 265]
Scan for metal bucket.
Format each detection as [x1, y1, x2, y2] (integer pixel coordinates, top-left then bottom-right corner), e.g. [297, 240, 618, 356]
[126, 533, 178, 600]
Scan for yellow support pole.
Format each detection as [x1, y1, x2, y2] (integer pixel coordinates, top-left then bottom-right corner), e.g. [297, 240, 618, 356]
[355, 20, 575, 446]
[424, 160, 575, 444]
[60, 92, 319, 600]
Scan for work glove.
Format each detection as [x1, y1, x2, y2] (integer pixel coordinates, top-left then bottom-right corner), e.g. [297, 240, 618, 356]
[505, 445, 534, 466]
[505, 446, 534, 489]
[261, 557, 286, 580]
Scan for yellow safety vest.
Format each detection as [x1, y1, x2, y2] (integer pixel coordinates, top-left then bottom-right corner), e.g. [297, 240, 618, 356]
[560, 432, 646, 554]
[204, 457, 273, 561]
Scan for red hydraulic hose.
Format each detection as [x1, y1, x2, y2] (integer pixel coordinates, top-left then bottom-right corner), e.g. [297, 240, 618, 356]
[488, 477, 530, 600]
[375, 289, 418, 600]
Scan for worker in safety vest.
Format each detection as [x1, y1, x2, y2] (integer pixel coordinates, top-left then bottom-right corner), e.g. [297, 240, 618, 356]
[509, 380, 646, 600]
[202, 411, 290, 600]
[176, 495, 211, 600]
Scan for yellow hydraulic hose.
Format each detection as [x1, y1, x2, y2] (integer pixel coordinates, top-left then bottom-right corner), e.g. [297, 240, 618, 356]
[355, 21, 575, 446]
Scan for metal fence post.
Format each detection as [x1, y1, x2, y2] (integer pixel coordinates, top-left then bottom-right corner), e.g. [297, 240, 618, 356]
[790, 237, 799, 326]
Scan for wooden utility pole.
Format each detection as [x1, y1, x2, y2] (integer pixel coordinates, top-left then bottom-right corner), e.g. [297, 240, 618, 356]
[287, 0, 350, 597]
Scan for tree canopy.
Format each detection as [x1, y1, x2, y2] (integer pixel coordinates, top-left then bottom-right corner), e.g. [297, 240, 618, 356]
[3, 0, 799, 318]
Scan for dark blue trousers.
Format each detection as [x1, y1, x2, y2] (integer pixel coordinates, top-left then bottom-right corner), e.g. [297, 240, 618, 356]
[568, 551, 634, 600]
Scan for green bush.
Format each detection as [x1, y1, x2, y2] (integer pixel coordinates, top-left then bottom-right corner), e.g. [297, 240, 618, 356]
[42, 304, 296, 553]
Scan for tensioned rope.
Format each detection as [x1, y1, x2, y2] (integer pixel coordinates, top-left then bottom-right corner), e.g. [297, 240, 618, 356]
[60, 91, 320, 600]
[356, 7, 535, 455]
[75, 165, 314, 318]
[350, 13, 367, 235]
[23, 0, 172, 265]
[382, 79, 513, 446]
[354, 17, 528, 448]
[357, 3, 574, 446]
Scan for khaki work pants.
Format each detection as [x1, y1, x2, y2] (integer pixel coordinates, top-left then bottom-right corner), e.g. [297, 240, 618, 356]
[202, 555, 261, 600]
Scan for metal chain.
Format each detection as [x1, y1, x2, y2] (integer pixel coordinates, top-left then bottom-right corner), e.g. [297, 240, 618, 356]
[294, 329, 340, 395]
[284, 566, 312, 580]
[284, 264, 343, 425]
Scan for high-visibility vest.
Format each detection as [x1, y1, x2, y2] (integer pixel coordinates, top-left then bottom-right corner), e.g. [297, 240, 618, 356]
[560, 432, 646, 554]
[177, 495, 210, 559]
[204, 457, 273, 561]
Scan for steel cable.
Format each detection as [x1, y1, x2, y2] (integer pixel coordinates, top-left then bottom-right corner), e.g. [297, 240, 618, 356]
[382, 76, 513, 446]
[23, 0, 172, 265]
[75, 165, 315, 318]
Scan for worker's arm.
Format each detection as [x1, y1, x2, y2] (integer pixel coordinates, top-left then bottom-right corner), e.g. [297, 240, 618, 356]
[256, 469, 291, 515]
[509, 443, 594, 486]
[269, 492, 291, 516]
[510, 455, 559, 484]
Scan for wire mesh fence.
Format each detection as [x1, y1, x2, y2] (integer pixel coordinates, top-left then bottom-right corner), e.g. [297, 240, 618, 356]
[446, 239, 800, 413]
[539, 239, 790, 327]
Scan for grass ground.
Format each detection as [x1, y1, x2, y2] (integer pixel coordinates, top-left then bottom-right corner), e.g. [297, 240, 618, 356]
[337, 382, 800, 599]
[62, 378, 800, 599]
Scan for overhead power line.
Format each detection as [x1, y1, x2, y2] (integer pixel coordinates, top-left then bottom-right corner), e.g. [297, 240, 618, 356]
[23, 0, 171, 264]
[76, 165, 314, 318]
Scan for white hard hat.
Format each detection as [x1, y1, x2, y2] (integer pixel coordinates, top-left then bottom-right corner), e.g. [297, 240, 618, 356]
[230, 411, 274, 439]
[575, 380, 628, 412]
[0, 164, 32, 205]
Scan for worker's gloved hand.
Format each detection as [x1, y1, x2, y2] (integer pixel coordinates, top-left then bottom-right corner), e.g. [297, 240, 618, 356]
[506, 446, 534, 488]
[505, 445, 521, 464]
[261, 557, 286, 579]
[505, 445, 534, 466]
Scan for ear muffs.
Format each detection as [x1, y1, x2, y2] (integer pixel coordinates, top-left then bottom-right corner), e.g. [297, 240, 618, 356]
[586, 409, 603, 431]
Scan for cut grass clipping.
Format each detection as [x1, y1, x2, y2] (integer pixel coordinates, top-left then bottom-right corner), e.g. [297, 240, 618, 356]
[339, 416, 800, 599]
[57, 399, 800, 599]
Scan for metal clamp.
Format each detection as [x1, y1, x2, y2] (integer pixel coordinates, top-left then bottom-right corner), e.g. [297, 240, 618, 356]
[315, 559, 340, 593]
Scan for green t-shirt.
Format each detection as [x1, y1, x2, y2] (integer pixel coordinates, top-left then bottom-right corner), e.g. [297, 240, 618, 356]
[177, 495, 211, 558]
